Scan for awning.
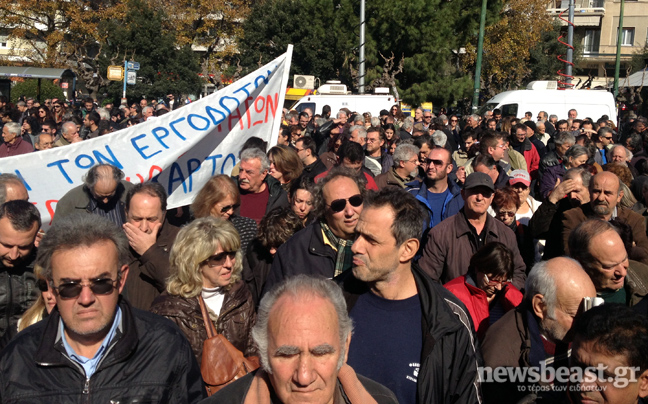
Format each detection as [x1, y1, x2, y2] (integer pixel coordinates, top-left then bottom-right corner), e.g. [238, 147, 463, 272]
[619, 68, 648, 87]
[0, 67, 76, 80]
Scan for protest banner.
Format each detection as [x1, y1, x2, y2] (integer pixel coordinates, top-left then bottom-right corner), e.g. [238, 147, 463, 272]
[0, 45, 294, 227]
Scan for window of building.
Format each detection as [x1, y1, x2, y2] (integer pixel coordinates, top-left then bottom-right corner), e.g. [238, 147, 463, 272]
[620, 27, 635, 46]
[584, 30, 601, 53]
[0, 36, 7, 48]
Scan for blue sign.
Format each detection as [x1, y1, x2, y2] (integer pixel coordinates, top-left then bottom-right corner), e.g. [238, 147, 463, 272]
[127, 61, 140, 70]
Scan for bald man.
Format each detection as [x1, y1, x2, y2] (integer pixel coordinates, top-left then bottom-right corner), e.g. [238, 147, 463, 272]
[481, 257, 597, 404]
[0, 174, 28, 205]
[561, 171, 648, 262]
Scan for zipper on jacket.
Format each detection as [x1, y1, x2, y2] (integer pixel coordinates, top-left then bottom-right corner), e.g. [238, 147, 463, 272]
[83, 378, 90, 394]
[6, 273, 12, 334]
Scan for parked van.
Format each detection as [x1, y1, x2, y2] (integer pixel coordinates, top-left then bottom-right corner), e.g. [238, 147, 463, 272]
[290, 81, 397, 117]
[478, 81, 617, 122]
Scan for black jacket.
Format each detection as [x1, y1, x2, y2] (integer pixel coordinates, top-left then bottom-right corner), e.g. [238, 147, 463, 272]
[0, 250, 38, 339]
[0, 297, 206, 403]
[336, 264, 483, 404]
[263, 221, 336, 295]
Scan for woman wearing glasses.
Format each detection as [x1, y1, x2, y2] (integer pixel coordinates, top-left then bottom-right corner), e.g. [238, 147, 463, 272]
[192, 175, 257, 254]
[150, 217, 256, 364]
[444, 242, 522, 341]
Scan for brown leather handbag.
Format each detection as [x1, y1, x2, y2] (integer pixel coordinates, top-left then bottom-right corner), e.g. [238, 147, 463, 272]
[198, 296, 259, 396]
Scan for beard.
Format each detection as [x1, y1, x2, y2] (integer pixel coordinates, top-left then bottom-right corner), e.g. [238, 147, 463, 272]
[592, 202, 611, 217]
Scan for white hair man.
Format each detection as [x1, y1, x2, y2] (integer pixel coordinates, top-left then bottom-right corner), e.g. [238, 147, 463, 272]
[202, 275, 398, 403]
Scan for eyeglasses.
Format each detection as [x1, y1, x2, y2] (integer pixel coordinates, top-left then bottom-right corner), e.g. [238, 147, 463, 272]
[604, 137, 613, 140]
[219, 204, 239, 214]
[294, 148, 305, 152]
[426, 158, 445, 167]
[366, 138, 379, 143]
[450, 119, 458, 122]
[497, 210, 516, 217]
[424, 115, 432, 119]
[327, 194, 363, 213]
[50, 277, 120, 299]
[36, 278, 49, 292]
[484, 274, 511, 286]
[203, 251, 237, 267]
[407, 158, 419, 164]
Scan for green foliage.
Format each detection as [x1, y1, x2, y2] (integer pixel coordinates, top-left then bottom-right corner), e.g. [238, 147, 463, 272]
[630, 45, 648, 73]
[99, 0, 202, 104]
[239, 0, 483, 108]
[528, 22, 567, 82]
[10, 79, 65, 104]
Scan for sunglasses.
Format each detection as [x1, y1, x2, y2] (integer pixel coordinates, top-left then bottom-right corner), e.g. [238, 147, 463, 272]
[36, 278, 49, 292]
[328, 194, 363, 213]
[51, 277, 119, 299]
[484, 273, 511, 286]
[426, 158, 445, 167]
[203, 251, 237, 267]
[497, 210, 516, 217]
[219, 204, 239, 214]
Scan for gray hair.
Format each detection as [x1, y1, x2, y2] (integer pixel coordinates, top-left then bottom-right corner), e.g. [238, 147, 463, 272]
[83, 164, 125, 189]
[240, 147, 270, 173]
[402, 118, 414, 131]
[431, 130, 447, 148]
[555, 131, 576, 146]
[4, 122, 20, 136]
[285, 111, 298, 122]
[37, 214, 130, 281]
[393, 144, 419, 166]
[336, 110, 347, 119]
[96, 107, 110, 121]
[142, 106, 153, 115]
[470, 114, 480, 121]
[439, 114, 447, 122]
[0, 173, 24, 205]
[350, 125, 367, 139]
[252, 275, 354, 373]
[352, 115, 364, 125]
[549, 114, 558, 120]
[370, 117, 381, 127]
[61, 121, 77, 135]
[564, 144, 589, 160]
[525, 260, 558, 320]
[564, 167, 592, 188]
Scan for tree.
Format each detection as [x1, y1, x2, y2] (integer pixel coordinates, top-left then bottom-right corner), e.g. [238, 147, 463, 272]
[149, 0, 251, 78]
[0, 0, 127, 97]
[239, 0, 484, 108]
[460, 0, 554, 98]
[99, 0, 202, 103]
[10, 79, 65, 103]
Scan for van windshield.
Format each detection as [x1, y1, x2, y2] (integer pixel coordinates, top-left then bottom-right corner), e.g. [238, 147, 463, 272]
[477, 103, 498, 116]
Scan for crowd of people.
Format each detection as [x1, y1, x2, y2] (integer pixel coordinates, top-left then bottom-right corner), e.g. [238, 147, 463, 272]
[1, 94, 648, 404]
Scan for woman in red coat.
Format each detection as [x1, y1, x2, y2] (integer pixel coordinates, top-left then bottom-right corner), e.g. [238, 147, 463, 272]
[444, 242, 523, 341]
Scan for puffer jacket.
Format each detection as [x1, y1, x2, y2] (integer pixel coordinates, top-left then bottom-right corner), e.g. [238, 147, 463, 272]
[0, 250, 38, 338]
[0, 297, 205, 403]
[150, 279, 256, 363]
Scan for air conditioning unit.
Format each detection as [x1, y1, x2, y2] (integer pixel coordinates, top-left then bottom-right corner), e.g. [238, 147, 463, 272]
[294, 75, 315, 90]
[317, 81, 348, 95]
[526, 81, 558, 90]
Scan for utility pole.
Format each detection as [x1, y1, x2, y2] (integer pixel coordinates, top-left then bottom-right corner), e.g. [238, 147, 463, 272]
[359, 0, 366, 94]
[613, 0, 625, 98]
[566, 0, 574, 86]
[472, 0, 487, 112]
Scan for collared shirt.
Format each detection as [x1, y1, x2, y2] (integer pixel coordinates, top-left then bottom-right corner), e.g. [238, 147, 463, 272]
[321, 221, 354, 277]
[60, 307, 122, 378]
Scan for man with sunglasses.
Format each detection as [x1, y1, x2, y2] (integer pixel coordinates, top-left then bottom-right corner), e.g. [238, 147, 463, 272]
[406, 147, 463, 232]
[121, 183, 179, 310]
[0, 200, 40, 340]
[593, 127, 614, 165]
[419, 172, 527, 290]
[0, 214, 205, 403]
[263, 167, 365, 295]
[480, 257, 596, 404]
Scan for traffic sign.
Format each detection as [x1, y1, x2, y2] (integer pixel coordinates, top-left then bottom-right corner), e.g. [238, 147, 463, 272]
[127, 61, 140, 70]
[127, 71, 137, 85]
[107, 65, 124, 81]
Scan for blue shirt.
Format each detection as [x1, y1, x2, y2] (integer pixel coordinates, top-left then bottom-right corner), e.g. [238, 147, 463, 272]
[60, 306, 122, 379]
[348, 292, 422, 404]
[426, 188, 450, 228]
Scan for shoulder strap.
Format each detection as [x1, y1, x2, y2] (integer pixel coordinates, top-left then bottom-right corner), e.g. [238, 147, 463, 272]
[198, 295, 218, 338]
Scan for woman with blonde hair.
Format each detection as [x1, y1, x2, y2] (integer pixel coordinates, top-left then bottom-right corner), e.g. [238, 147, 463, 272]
[192, 174, 257, 253]
[150, 217, 256, 364]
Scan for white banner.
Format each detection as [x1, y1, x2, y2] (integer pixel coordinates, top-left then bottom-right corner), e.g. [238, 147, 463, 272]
[0, 46, 293, 227]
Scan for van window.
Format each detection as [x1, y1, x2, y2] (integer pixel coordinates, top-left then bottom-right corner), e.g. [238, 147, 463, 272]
[477, 103, 498, 116]
[296, 102, 316, 114]
[501, 104, 518, 117]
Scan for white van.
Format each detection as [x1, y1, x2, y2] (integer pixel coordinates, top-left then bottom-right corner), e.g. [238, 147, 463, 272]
[290, 82, 397, 117]
[478, 81, 617, 122]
